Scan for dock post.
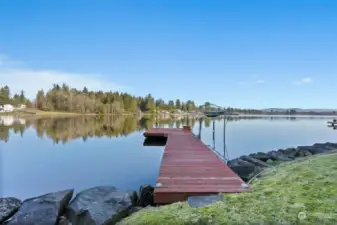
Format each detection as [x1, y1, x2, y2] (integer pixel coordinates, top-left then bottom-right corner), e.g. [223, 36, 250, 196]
[212, 120, 215, 149]
[198, 118, 203, 139]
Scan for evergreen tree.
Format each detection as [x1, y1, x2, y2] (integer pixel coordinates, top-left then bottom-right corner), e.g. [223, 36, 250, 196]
[36, 90, 46, 110]
[181, 102, 187, 111]
[168, 100, 175, 109]
[19, 90, 26, 103]
[175, 99, 181, 109]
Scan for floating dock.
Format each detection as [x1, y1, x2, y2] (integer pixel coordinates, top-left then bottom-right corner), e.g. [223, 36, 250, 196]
[144, 128, 249, 204]
[327, 120, 337, 126]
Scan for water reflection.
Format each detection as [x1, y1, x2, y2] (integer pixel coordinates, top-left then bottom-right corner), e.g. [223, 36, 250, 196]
[1, 115, 336, 199]
[0, 115, 201, 144]
[1, 115, 336, 144]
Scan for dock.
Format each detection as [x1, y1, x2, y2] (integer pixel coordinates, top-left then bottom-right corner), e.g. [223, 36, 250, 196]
[144, 128, 249, 204]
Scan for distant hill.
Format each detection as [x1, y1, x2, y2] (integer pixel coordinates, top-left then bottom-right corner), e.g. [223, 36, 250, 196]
[262, 108, 337, 113]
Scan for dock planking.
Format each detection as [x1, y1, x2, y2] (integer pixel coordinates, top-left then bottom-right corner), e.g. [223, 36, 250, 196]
[144, 128, 249, 204]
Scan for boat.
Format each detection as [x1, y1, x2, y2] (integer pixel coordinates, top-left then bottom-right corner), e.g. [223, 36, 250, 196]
[204, 111, 225, 117]
[327, 119, 337, 125]
[327, 119, 337, 128]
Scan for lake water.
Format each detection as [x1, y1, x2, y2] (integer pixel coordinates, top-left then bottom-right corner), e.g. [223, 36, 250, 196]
[1, 115, 336, 200]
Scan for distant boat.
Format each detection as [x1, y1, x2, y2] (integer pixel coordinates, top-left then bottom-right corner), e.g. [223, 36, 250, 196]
[204, 111, 225, 117]
[327, 119, 337, 126]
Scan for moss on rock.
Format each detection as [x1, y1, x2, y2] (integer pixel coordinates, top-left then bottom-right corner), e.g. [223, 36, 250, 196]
[118, 153, 337, 225]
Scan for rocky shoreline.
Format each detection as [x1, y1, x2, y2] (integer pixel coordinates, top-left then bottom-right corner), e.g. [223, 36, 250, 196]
[1, 142, 337, 225]
[227, 142, 337, 182]
[0, 185, 154, 225]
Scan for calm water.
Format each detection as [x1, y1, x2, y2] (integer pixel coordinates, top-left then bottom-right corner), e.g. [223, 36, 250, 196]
[1, 115, 336, 200]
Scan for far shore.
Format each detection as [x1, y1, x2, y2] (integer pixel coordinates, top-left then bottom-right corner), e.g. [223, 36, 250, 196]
[238, 114, 337, 117]
[1, 109, 337, 119]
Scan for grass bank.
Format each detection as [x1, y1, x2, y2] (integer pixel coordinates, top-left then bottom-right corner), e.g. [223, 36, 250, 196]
[1, 109, 95, 117]
[119, 153, 337, 225]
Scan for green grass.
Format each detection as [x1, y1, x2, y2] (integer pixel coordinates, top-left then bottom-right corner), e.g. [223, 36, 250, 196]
[2, 109, 94, 117]
[119, 153, 337, 225]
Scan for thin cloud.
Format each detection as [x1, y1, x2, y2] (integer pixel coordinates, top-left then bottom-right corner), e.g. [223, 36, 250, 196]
[238, 81, 248, 86]
[301, 78, 312, 83]
[0, 56, 129, 99]
[238, 77, 265, 85]
[293, 77, 313, 85]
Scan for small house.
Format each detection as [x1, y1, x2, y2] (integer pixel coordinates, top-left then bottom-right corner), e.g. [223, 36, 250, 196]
[3, 104, 14, 112]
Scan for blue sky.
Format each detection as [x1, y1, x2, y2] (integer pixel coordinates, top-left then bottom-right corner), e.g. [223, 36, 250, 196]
[0, 0, 336, 108]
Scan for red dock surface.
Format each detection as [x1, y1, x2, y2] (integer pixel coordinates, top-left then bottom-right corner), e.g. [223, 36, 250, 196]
[144, 128, 249, 204]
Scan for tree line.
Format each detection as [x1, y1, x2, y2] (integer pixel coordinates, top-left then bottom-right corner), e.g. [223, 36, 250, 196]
[34, 84, 201, 114]
[0, 85, 32, 106]
[1, 84, 263, 114]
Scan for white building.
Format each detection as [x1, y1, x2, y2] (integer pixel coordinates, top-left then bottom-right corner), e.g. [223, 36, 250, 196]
[3, 104, 14, 112]
[0, 116, 15, 126]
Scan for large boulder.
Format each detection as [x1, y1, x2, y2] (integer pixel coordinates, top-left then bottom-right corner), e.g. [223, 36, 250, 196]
[294, 146, 312, 157]
[137, 185, 154, 207]
[313, 142, 337, 151]
[296, 144, 337, 156]
[249, 152, 270, 162]
[228, 159, 261, 181]
[278, 148, 297, 159]
[240, 155, 270, 168]
[0, 197, 22, 223]
[227, 158, 255, 167]
[309, 148, 329, 155]
[7, 189, 74, 225]
[67, 186, 135, 225]
[267, 151, 293, 161]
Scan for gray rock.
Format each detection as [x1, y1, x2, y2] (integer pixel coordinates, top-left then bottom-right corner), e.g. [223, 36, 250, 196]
[266, 159, 274, 164]
[229, 164, 262, 182]
[127, 191, 138, 207]
[0, 197, 22, 223]
[279, 148, 297, 158]
[297, 144, 335, 155]
[227, 158, 255, 167]
[314, 142, 337, 150]
[7, 189, 73, 225]
[228, 158, 262, 181]
[297, 146, 315, 153]
[295, 148, 312, 157]
[137, 185, 154, 207]
[267, 151, 293, 161]
[249, 152, 270, 162]
[240, 155, 270, 168]
[309, 148, 328, 155]
[67, 186, 134, 225]
[187, 195, 223, 208]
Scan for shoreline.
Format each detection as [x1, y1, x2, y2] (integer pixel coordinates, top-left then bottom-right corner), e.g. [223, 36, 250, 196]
[227, 141, 337, 181]
[237, 114, 337, 117]
[119, 151, 337, 225]
[1, 141, 337, 224]
[2, 110, 337, 119]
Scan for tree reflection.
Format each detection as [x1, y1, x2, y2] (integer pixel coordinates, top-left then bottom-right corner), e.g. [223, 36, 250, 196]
[0, 116, 198, 144]
[1, 115, 316, 144]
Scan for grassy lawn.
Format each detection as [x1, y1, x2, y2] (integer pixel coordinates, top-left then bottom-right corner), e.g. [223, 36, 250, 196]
[119, 153, 337, 225]
[1, 109, 94, 117]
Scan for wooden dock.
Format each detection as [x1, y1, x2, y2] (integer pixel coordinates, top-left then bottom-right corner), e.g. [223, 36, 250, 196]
[144, 128, 249, 204]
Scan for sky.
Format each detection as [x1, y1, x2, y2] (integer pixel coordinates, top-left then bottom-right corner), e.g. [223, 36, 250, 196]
[0, 0, 336, 109]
